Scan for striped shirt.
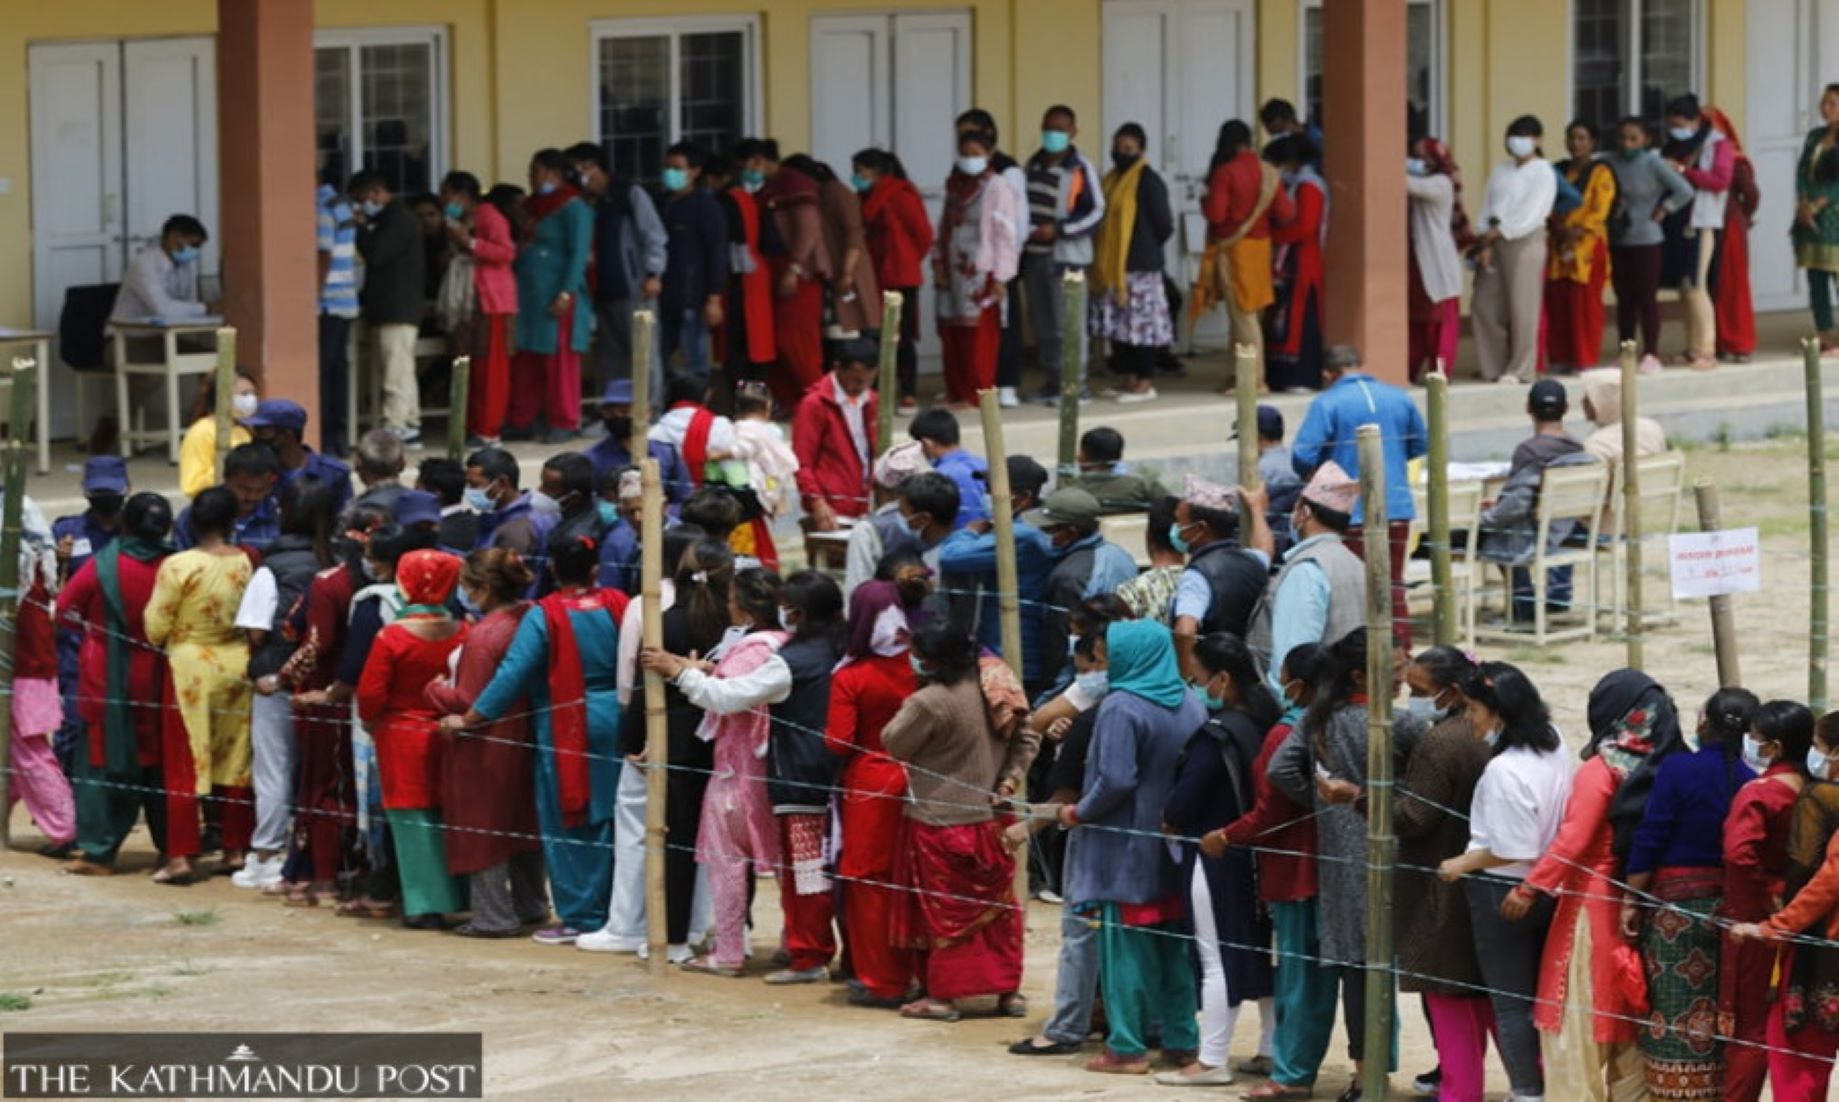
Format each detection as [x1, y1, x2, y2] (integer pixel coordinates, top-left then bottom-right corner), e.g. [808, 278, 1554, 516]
[317, 184, 360, 318]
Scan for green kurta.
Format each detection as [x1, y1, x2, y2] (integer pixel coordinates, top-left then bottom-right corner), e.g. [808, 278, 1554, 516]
[1793, 127, 1839, 272]
[514, 197, 595, 354]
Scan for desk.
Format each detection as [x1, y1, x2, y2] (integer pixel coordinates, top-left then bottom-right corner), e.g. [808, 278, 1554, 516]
[107, 321, 222, 464]
[0, 329, 53, 474]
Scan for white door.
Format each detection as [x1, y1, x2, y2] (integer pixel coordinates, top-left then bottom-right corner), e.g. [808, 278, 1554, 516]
[1745, 0, 1818, 312]
[809, 11, 973, 362]
[124, 38, 219, 283]
[1102, 0, 1255, 345]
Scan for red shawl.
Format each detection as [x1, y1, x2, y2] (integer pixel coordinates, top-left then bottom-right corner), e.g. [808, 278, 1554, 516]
[673, 401, 716, 484]
[523, 184, 583, 246]
[728, 187, 778, 363]
[537, 584, 630, 826]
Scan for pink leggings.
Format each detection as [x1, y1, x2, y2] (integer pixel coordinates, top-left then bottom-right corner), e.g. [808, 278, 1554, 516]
[8, 731, 75, 847]
[1424, 992, 1498, 1102]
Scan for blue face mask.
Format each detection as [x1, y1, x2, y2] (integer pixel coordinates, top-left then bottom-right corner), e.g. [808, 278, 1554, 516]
[443, 201, 464, 221]
[1074, 670, 1108, 699]
[463, 486, 494, 513]
[597, 500, 618, 528]
[661, 167, 690, 192]
[1203, 688, 1227, 711]
[740, 168, 766, 188]
[851, 172, 873, 193]
[536, 181, 558, 197]
[1405, 157, 1428, 177]
[455, 587, 481, 617]
[172, 245, 199, 265]
[909, 655, 931, 681]
[1669, 125, 1697, 142]
[1042, 129, 1072, 155]
[1168, 521, 1192, 555]
[361, 199, 384, 217]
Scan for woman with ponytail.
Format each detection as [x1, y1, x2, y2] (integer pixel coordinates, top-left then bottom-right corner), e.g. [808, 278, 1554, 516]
[1619, 686, 1761, 1099]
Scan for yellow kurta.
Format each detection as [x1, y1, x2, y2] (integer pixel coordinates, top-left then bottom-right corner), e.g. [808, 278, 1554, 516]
[1549, 160, 1616, 285]
[178, 417, 253, 498]
[143, 548, 253, 792]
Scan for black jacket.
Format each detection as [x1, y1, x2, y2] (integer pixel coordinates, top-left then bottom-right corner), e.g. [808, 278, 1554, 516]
[1124, 167, 1176, 273]
[356, 198, 425, 325]
[767, 633, 843, 812]
[1185, 540, 1270, 637]
[660, 188, 729, 312]
[247, 534, 322, 680]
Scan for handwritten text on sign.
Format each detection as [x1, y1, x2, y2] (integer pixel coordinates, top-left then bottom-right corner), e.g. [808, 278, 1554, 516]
[1669, 527, 1762, 599]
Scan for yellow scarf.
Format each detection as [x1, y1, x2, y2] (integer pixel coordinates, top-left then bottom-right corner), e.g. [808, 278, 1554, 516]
[1093, 160, 1145, 298]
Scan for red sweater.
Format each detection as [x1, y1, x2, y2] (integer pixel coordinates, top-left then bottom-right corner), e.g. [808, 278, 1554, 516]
[791, 374, 877, 518]
[1220, 720, 1317, 902]
[356, 622, 465, 810]
[862, 176, 934, 290]
[1202, 152, 1295, 241]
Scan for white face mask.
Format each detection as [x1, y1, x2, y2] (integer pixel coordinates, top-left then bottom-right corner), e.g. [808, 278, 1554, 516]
[529, 491, 562, 518]
[1074, 670, 1109, 700]
[232, 393, 259, 418]
[1482, 727, 1502, 748]
[1405, 157, 1428, 177]
[1506, 135, 1538, 159]
[1741, 735, 1772, 774]
[956, 155, 989, 176]
[1810, 746, 1834, 781]
[1405, 695, 1444, 723]
[1669, 125, 1697, 142]
[778, 607, 796, 632]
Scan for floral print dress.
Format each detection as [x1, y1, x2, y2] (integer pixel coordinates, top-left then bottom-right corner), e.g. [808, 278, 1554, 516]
[143, 549, 254, 792]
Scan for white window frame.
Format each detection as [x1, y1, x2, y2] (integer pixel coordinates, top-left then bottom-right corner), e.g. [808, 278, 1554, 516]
[1565, 0, 1706, 123]
[313, 25, 451, 191]
[1298, 0, 1444, 141]
[588, 15, 764, 156]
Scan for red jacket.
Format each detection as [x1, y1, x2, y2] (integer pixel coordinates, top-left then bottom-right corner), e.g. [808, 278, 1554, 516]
[791, 374, 877, 519]
[469, 201, 518, 317]
[1220, 720, 1316, 902]
[861, 176, 934, 291]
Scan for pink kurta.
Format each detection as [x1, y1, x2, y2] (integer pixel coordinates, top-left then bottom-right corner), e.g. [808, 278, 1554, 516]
[693, 633, 785, 966]
[1523, 756, 1641, 1043]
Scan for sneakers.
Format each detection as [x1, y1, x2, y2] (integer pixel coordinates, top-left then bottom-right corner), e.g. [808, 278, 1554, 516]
[387, 425, 424, 449]
[1411, 1066, 1441, 1096]
[575, 927, 645, 954]
[997, 387, 1019, 409]
[530, 924, 583, 946]
[230, 853, 284, 889]
[1638, 353, 1664, 375]
[1154, 1064, 1234, 1087]
[543, 426, 578, 445]
[1033, 888, 1063, 905]
[898, 396, 920, 416]
[1115, 387, 1158, 405]
[635, 942, 696, 964]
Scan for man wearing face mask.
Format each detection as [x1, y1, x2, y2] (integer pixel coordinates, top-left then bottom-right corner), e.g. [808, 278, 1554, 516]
[465, 446, 547, 557]
[348, 171, 426, 446]
[110, 213, 217, 324]
[657, 141, 727, 377]
[937, 455, 1058, 695]
[244, 399, 353, 517]
[1027, 487, 1137, 691]
[584, 378, 692, 507]
[566, 142, 668, 405]
[1245, 462, 1365, 694]
[1170, 475, 1273, 684]
[1021, 105, 1106, 405]
[840, 442, 934, 601]
[51, 457, 130, 773]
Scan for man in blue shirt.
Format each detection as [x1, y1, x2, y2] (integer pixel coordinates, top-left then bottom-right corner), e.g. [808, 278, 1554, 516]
[1291, 344, 1427, 645]
[1171, 475, 1272, 682]
[51, 456, 129, 771]
[585, 378, 692, 506]
[317, 180, 360, 457]
[1253, 462, 1367, 693]
[175, 442, 281, 551]
[937, 455, 1054, 692]
[909, 408, 989, 527]
[1025, 486, 1138, 690]
[245, 398, 353, 516]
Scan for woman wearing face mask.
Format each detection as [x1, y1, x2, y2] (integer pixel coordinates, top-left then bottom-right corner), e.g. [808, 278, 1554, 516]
[1405, 138, 1468, 382]
[759, 571, 845, 985]
[1545, 121, 1619, 374]
[1391, 647, 1488, 1102]
[1437, 662, 1572, 1102]
[1729, 710, 1839, 1096]
[1471, 115, 1558, 384]
[424, 548, 543, 938]
[1618, 687, 1761, 1099]
[641, 568, 789, 977]
[782, 154, 882, 340]
[1604, 116, 1695, 372]
[1262, 133, 1327, 394]
[1659, 94, 1734, 372]
[1156, 633, 1279, 1087]
[1717, 700, 1814, 1102]
[437, 170, 517, 447]
[1087, 123, 1175, 404]
[1794, 84, 1839, 355]
[853, 149, 933, 412]
[1509, 669, 1684, 1099]
[179, 367, 259, 498]
[508, 148, 594, 442]
[933, 129, 1024, 407]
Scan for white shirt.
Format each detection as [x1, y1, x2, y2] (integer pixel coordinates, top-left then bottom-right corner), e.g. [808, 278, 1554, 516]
[1467, 739, 1575, 879]
[616, 579, 674, 707]
[832, 375, 871, 471]
[234, 566, 279, 631]
[1477, 159, 1558, 243]
[650, 406, 736, 455]
[111, 245, 206, 323]
[1406, 172, 1465, 304]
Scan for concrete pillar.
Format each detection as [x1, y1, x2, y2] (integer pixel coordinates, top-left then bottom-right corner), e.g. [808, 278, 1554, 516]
[1321, 0, 1409, 385]
[218, 0, 320, 443]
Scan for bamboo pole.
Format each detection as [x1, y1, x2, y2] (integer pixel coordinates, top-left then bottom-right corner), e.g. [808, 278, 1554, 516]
[1807, 338, 1830, 710]
[1056, 271, 1087, 476]
[639, 456, 669, 973]
[1619, 340, 1644, 668]
[445, 355, 471, 462]
[876, 291, 902, 458]
[1426, 367, 1455, 647]
[0, 356, 36, 850]
[1235, 344, 1261, 489]
[212, 327, 236, 484]
[978, 390, 1024, 678]
[631, 310, 655, 460]
[1356, 423, 1395, 1102]
[1693, 480, 1742, 688]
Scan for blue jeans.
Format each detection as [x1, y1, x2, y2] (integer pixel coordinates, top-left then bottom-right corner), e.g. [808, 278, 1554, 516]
[660, 307, 709, 380]
[1043, 889, 1100, 1043]
[1510, 564, 1574, 621]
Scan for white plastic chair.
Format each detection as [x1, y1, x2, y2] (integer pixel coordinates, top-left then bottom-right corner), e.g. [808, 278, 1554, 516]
[1475, 463, 1611, 647]
[1598, 452, 1688, 629]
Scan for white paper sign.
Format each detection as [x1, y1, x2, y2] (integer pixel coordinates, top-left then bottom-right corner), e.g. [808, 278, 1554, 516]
[1669, 527, 1762, 599]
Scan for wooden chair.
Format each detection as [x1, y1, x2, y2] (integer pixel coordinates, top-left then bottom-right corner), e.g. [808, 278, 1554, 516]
[1475, 463, 1611, 647]
[1597, 451, 1688, 629]
[1411, 481, 1487, 650]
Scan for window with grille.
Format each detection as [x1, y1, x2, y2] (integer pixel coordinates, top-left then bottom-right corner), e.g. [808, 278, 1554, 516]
[1301, 0, 1443, 144]
[315, 29, 447, 197]
[1570, 0, 1703, 134]
[593, 18, 759, 186]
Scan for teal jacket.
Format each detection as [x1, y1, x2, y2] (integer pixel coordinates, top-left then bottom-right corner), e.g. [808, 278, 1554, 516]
[514, 198, 595, 354]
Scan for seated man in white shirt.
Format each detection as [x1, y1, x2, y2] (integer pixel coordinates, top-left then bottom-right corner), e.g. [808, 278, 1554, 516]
[110, 213, 219, 323]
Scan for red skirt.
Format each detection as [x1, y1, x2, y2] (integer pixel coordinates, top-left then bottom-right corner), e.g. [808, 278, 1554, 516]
[890, 817, 1023, 1001]
[1544, 240, 1609, 370]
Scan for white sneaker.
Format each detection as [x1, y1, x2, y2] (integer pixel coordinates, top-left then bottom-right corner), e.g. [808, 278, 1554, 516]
[576, 927, 645, 954]
[230, 854, 283, 889]
[1115, 387, 1158, 405]
[998, 386, 1020, 409]
[637, 942, 696, 964]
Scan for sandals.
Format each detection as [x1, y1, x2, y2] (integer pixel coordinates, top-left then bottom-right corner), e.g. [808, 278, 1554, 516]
[898, 998, 960, 1022]
[334, 898, 398, 919]
[1240, 1081, 1314, 1100]
[151, 863, 197, 886]
[997, 993, 1029, 1018]
[678, 956, 743, 978]
[63, 857, 115, 877]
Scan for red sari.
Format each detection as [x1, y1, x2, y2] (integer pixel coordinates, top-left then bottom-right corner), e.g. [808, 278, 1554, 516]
[1708, 107, 1758, 359]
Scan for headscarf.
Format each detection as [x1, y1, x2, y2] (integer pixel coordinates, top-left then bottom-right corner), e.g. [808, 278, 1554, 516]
[394, 548, 461, 616]
[93, 531, 172, 773]
[523, 181, 582, 225]
[843, 580, 908, 662]
[1105, 620, 1188, 710]
[1703, 106, 1750, 165]
[1582, 668, 1685, 861]
[1418, 137, 1475, 251]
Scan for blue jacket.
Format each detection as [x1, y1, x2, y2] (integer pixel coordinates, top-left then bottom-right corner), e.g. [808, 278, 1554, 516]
[597, 516, 641, 595]
[585, 435, 692, 506]
[1067, 689, 1207, 906]
[1291, 371, 1428, 521]
[280, 449, 353, 516]
[937, 520, 1057, 687]
[175, 496, 279, 552]
[931, 449, 991, 527]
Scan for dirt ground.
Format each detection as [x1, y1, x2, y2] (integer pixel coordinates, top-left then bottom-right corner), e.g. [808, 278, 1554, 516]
[1, 437, 1829, 1100]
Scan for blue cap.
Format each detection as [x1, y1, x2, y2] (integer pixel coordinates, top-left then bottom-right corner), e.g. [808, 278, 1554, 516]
[600, 378, 634, 405]
[82, 455, 129, 495]
[244, 398, 308, 432]
[393, 490, 442, 528]
[1233, 404, 1284, 442]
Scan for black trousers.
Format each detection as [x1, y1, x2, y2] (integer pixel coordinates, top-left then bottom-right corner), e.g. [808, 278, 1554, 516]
[319, 314, 353, 456]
